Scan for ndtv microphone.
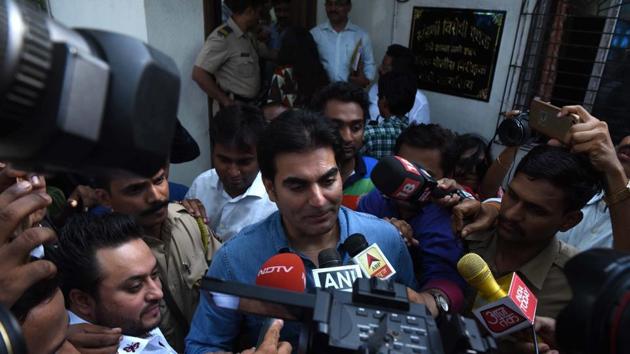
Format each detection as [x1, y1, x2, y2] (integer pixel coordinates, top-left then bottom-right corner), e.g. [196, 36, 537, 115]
[344, 233, 396, 280]
[457, 253, 538, 337]
[255, 253, 306, 292]
[312, 248, 363, 292]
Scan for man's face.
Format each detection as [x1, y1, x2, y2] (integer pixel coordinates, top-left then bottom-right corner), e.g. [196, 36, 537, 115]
[398, 144, 444, 179]
[93, 239, 163, 337]
[100, 169, 170, 230]
[273, 1, 291, 25]
[21, 288, 72, 354]
[378, 55, 393, 77]
[245, 5, 264, 30]
[324, 100, 365, 162]
[498, 173, 579, 245]
[325, 0, 351, 24]
[394, 143, 444, 217]
[213, 143, 259, 198]
[263, 147, 342, 239]
[616, 135, 630, 177]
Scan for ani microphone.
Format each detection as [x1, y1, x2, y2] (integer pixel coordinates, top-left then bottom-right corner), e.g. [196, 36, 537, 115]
[312, 248, 363, 292]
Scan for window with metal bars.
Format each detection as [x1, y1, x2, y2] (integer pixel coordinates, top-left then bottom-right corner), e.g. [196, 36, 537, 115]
[502, 0, 630, 143]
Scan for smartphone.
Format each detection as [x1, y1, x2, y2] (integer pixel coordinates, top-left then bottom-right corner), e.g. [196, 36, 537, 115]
[529, 98, 579, 144]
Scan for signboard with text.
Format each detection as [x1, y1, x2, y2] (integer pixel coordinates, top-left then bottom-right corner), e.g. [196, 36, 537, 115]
[409, 7, 506, 101]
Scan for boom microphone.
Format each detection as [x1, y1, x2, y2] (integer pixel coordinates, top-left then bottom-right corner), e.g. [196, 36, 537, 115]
[256, 253, 306, 292]
[371, 156, 472, 204]
[457, 253, 537, 337]
[344, 233, 396, 280]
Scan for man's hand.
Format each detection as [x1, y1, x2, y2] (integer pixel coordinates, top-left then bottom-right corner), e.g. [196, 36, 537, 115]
[0, 180, 56, 307]
[180, 199, 208, 224]
[513, 317, 558, 354]
[561, 105, 623, 177]
[348, 61, 370, 88]
[384, 217, 418, 247]
[451, 199, 500, 238]
[406, 288, 438, 318]
[433, 178, 465, 208]
[241, 319, 292, 354]
[67, 323, 122, 354]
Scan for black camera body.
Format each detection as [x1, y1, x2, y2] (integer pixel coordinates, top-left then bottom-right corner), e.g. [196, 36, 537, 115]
[496, 112, 532, 146]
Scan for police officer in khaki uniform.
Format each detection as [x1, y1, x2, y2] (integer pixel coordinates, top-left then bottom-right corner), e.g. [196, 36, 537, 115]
[193, 0, 274, 114]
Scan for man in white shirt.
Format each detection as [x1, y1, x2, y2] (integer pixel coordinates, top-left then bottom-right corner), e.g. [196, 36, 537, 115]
[310, 0, 375, 88]
[186, 104, 277, 241]
[368, 44, 430, 125]
[51, 213, 177, 354]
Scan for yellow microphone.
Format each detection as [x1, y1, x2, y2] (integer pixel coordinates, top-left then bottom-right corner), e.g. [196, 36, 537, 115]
[457, 253, 506, 302]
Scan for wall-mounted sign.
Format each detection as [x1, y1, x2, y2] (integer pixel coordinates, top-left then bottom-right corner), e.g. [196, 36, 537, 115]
[409, 7, 506, 102]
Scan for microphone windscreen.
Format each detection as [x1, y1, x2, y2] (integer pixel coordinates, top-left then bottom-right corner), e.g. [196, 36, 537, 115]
[457, 253, 506, 302]
[371, 156, 427, 200]
[318, 248, 342, 268]
[344, 233, 368, 257]
[255, 253, 306, 292]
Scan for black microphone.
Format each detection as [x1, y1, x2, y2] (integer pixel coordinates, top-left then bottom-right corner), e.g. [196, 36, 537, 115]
[313, 248, 362, 291]
[344, 233, 396, 280]
[371, 156, 472, 203]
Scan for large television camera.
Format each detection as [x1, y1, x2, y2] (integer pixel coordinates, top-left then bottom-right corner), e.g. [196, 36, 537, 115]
[202, 277, 497, 354]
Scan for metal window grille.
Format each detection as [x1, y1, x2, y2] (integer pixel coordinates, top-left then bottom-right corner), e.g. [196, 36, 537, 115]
[500, 0, 630, 142]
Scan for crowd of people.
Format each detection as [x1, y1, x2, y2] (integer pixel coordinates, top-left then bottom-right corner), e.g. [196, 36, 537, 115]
[2, 0, 630, 353]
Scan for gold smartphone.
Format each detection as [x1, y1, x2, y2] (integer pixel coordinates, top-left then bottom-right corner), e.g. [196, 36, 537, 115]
[529, 98, 579, 144]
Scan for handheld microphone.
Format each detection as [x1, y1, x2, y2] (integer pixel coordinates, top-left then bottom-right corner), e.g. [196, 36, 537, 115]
[255, 253, 306, 292]
[344, 233, 396, 280]
[312, 248, 363, 292]
[371, 156, 472, 203]
[457, 253, 538, 337]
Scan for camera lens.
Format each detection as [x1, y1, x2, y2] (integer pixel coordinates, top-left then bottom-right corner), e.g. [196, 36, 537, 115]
[497, 113, 531, 146]
[0, 305, 26, 354]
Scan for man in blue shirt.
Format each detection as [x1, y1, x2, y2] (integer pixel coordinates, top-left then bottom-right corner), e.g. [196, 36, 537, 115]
[310, 0, 375, 88]
[358, 123, 466, 312]
[185, 110, 417, 353]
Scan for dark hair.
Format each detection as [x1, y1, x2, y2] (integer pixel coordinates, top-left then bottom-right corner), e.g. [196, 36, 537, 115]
[210, 103, 266, 150]
[48, 213, 144, 303]
[224, 0, 264, 14]
[515, 145, 603, 212]
[378, 71, 417, 117]
[446, 133, 492, 181]
[311, 81, 369, 121]
[394, 123, 456, 175]
[257, 109, 342, 180]
[385, 44, 416, 75]
[276, 27, 330, 106]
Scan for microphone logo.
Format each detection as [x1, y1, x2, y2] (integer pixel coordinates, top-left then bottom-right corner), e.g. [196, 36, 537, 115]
[366, 253, 381, 271]
[392, 178, 421, 199]
[356, 247, 394, 279]
[480, 305, 527, 333]
[257, 265, 295, 276]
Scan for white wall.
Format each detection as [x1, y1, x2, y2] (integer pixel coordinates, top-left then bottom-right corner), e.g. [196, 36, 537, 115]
[316, 0, 527, 140]
[48, 0, 211, 186]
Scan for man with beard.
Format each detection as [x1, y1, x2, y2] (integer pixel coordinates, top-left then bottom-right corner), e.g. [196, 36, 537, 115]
[311, 81, 376, 210]
[185, 110, 418, 353]
[310, 0, 375, 87]
[92, 167, 221, 352]
[51, 213, 177, 353]
[464, 144, 601, 318]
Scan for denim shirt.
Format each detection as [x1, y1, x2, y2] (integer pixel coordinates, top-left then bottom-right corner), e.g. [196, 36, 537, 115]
[184, 207, 417, 353]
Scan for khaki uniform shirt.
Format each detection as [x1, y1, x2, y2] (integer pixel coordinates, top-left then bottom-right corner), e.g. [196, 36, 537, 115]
[143, 203, 221, 352]
[465, 230, 578, 318]
[195, 17, 267, 99]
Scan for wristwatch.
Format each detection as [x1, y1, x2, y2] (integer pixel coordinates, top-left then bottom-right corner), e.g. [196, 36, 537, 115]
[429, 291, 450, 316]
[604, 179, 630, 206]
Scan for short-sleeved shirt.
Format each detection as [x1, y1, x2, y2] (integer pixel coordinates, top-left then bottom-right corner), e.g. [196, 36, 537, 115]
[184, 207, 418, 353]
[143, 203, 221, 352]
[195, 17, 261, 98]
[368, 84, 431, 125]
[342, 154, 377, 210]
[465, 230, 578, 318]
[362, 115, 409, 159]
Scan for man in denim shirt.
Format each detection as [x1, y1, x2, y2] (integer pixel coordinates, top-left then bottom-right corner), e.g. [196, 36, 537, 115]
[185, 111, 418, 353]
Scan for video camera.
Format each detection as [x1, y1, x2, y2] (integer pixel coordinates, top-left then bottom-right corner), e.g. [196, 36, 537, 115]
[202, 277, 497, 354]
